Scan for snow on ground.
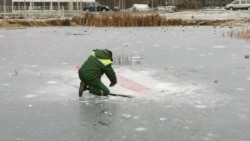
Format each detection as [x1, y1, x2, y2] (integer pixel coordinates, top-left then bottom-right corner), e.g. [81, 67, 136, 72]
[163, 10, 250, 20]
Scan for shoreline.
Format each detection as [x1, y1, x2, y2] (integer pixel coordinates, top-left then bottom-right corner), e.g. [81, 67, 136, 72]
[1, 10, 250, 28]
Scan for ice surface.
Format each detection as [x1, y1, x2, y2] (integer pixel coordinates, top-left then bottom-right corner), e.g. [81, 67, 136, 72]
[0, 26, 250, 141]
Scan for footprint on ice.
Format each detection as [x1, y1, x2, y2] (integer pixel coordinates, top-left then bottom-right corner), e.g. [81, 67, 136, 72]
[46, 81, 57, 85]
[135, 127, 147, 131]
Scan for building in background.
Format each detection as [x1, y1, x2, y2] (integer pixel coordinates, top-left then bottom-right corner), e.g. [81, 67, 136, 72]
[0, 0, 12, 6]
[11, 0, 95, 11]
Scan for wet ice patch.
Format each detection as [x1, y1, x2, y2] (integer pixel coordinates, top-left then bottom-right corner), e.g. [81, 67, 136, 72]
[155, 82, 201, 96]
[115, 67, 230, 109]
[135, 127, 147, 131]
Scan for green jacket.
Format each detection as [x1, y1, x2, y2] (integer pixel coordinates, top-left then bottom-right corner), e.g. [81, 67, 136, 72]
[78, 49, 117, 85]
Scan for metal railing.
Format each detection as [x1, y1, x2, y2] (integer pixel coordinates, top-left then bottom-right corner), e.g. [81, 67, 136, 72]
[0, 6, 84, 19]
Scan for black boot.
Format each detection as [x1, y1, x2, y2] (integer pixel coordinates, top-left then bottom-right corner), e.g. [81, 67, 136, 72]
[79, 81, 87, 97]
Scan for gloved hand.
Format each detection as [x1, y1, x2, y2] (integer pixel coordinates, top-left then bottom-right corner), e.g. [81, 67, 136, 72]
[109, 83, 116, 87]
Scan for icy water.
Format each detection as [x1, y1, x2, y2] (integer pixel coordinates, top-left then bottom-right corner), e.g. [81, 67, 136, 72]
[0, 26, 250, 141]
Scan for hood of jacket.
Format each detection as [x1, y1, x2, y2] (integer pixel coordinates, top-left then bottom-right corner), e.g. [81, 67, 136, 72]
[94, 49, 112, 60]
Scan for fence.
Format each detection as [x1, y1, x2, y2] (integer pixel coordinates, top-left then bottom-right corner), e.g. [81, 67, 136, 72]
[0, 6, 84, 19]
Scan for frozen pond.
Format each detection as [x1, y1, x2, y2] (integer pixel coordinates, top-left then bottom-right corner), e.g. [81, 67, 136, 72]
[0, 26, 250, 141]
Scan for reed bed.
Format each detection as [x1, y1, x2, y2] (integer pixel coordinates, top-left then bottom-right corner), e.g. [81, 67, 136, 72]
[72, 12, 192, 27]
[229, 29, 250, 41]
[0, 12, 241, 28]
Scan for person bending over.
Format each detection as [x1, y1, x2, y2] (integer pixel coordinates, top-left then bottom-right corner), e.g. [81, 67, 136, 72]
[78, 49, 117, 97]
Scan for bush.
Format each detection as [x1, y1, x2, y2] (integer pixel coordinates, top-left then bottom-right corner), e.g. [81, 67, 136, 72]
[62, 19, 71, 26]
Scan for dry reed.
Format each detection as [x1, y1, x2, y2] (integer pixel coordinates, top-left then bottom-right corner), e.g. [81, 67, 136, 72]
[229, 29, 250, 40]
[77, 12, 188, 27]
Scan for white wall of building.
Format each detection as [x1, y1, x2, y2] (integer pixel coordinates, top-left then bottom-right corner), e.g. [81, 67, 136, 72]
[12, 0, 95, 11]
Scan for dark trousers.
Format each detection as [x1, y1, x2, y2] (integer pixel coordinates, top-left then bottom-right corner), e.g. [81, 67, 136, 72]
[79, 72, 110, 96]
